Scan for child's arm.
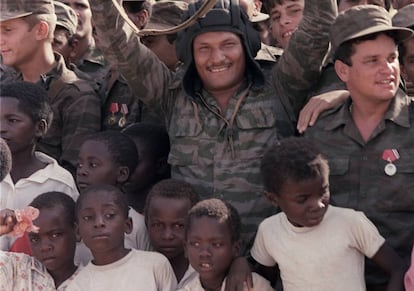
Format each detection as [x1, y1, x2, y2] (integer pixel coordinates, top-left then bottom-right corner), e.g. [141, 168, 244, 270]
[371, 242, 406, 291]
[0, 209, 17, 236]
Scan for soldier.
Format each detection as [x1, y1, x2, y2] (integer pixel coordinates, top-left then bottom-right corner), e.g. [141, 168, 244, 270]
[304, 5, 414, 289]
[123, 0, 153, 30]
[90, 0, 337, 251]
[0, 0, 101, 175]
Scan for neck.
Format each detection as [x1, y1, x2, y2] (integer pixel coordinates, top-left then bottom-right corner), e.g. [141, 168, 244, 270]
[207, 82, 243, 113]
[19, 45, 55, 83]
[200, 271, 227, 291]
[350, 97, 392, 141]
[10, 148, 45, 183]
[49, 263, 77, 288]
[92, 247, 130, 266]
[169, 254, 189, 283]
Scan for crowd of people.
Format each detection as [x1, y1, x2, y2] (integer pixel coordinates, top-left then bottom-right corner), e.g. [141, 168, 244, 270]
[0, 0, 414, 290]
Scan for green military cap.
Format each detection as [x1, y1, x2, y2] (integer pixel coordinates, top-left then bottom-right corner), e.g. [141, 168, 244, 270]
[138, 1, 188, 35]
[392, 4, 414, 29]
[0, 0, 55, 22]
[54, 1, 78, 36]
[330, 5, 413, 54]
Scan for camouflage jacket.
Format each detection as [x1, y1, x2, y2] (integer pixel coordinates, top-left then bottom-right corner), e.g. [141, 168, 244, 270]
[305, 90, 414, 284]
[5, 54, 102, 174]
[90, 0, 337, 249]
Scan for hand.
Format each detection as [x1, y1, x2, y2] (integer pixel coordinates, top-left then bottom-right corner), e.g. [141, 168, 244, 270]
[297, 90, 349, 134]
[0, 209, 17, 236]
[225, 256, 253, 291]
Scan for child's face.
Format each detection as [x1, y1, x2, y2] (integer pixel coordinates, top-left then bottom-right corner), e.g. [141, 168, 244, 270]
[76, 140, 122, 193]
[270, 175, 330, 227]
[401, 38, 414, 83]
[269, 0, 304, 49]
[147, 196, 191, 260]
[0, 18, 39, 68]
[126, 139, 158, 193]
[185, 216, 239, 286]
[0, 97, 41, 154]
[76, 190, 132, 264]
[28, 205, 77, 274]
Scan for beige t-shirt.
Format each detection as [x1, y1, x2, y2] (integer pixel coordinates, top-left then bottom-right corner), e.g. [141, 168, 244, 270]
[251, 206, 385, 291]
[177, 272, 274, 291]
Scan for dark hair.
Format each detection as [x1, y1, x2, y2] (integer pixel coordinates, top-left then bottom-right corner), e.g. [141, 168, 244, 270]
[185, 198, 241, 243]
[0, 81, 53, 127]
[334, 31, 398, 66]
[30, 192, 76, 227]
[122, 122, 170, 179]
[399, 31, 414, 65]
[261, 137, 329, 194]
[144, 179, 199, 223]
[0, 138, 12, 182]
[76, 184, 130, 219]
[123, 0, 153, 16]
[54, 26, 77, 47]
[263, 0, 290, 12]
[82, 131, 138, 175]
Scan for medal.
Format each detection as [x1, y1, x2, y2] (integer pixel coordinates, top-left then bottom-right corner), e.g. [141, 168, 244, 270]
[381, 149, 400, 176]
[118, 103, 129, 127]
[108, 102, 119, 125]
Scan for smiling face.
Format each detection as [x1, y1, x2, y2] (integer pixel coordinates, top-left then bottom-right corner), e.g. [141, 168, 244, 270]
[193, 31, 246, 96]
[0, 97, 41, 155]
[185, 216, 239, 289]
[269, 175, 330, 227]
[0, 17, 40, 69]
[335, 33, 400, 107]
[76, 140, 121, 193]
[76, 189, 132, 265]
[146, 196, 191, 260]
[29, 206, 77, 276]
[269, 0, 304, 49]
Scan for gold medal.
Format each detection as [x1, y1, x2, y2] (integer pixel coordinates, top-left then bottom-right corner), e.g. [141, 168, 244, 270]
[108, 115, 117, 125]
[108, 102, 119, 126]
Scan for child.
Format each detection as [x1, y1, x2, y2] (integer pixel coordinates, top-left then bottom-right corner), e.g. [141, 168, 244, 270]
[144, 179, 199, 288]
[76, 131, 150, 251]
[122, 122, 171, 214]
[0, 81, 79, 251]
[251, 137, 405, 290]
[179, 198, 274, 291]
[0, 191, 80, 290]
[67, 184, 177, 290]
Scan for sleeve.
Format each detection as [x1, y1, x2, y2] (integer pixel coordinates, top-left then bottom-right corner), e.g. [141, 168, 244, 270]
[89, 0, 174, 114]
[272, 0, 338, 117]
[250, 221, 277, 267]
[348, 211, 386, 259]
[59, 83, 101, 172]
[155, 255, 178, 291]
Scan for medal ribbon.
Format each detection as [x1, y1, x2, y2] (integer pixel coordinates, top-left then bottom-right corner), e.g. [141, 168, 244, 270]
[382, 149, 400, 163]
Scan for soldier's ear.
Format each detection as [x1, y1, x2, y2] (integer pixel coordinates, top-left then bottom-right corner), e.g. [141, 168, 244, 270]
[335, 60, 350, 83]
[34, 21, 50, 41]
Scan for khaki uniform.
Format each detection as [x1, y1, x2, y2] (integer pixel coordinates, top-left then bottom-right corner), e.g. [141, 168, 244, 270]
[90, 0, 337, 250]
[305, 90, 414, 284]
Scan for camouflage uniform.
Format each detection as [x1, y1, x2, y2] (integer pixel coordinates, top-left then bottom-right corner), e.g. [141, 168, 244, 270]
[90, 0, 336, 249]
[305, 91, 414, 284]
[4, 54, 101, 174]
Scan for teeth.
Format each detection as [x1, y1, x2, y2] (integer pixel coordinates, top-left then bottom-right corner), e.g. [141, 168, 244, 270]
[201, 263, 211, 268]
[210, 66, 227, 73]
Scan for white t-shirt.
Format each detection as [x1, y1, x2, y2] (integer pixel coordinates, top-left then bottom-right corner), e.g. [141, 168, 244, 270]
[67, 249, 177, 291]
[177, 272, 274, 291]
[125, 208, 151, 251]
[0, 152, 79, 250]
[251, 206, 385, 291]
[177, 264, 198, 290]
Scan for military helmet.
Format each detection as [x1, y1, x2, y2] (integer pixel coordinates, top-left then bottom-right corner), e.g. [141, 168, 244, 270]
[176, 0, 264, 97]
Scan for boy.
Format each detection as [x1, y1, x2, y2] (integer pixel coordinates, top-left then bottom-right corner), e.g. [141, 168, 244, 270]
[0, 191, 80, 290]
[180, 198, 273, 291]
[0, 0, 101, 174]
[67, 184, 177, 290]
[144, 179, 199, 287]
[0, 81, 79, 251]
[123, 123, 171, 214]
[304, 5, 414, 289]
[250, 137, 405, 290]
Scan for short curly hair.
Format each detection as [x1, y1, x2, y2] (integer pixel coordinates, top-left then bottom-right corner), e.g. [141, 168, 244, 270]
[261, 137, 329, 195]
[185, 198, 241, 243]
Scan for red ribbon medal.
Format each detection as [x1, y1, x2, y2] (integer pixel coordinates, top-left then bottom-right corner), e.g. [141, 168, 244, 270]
[381, 149, 399, 176]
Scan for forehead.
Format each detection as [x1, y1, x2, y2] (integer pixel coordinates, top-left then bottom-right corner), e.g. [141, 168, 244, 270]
[0, 97, 26, 113]
[79, 139, 110, 155]
[148, 196, 191, 215]
[193, 31, 241, 45]
[269, 0, 304, 10]
[79, 190, 119, 210]
[187, 216, 231, 238]
[352, 33, 397, 55]
[0, 17, 29, 28]
[33, 206, 70, 230]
